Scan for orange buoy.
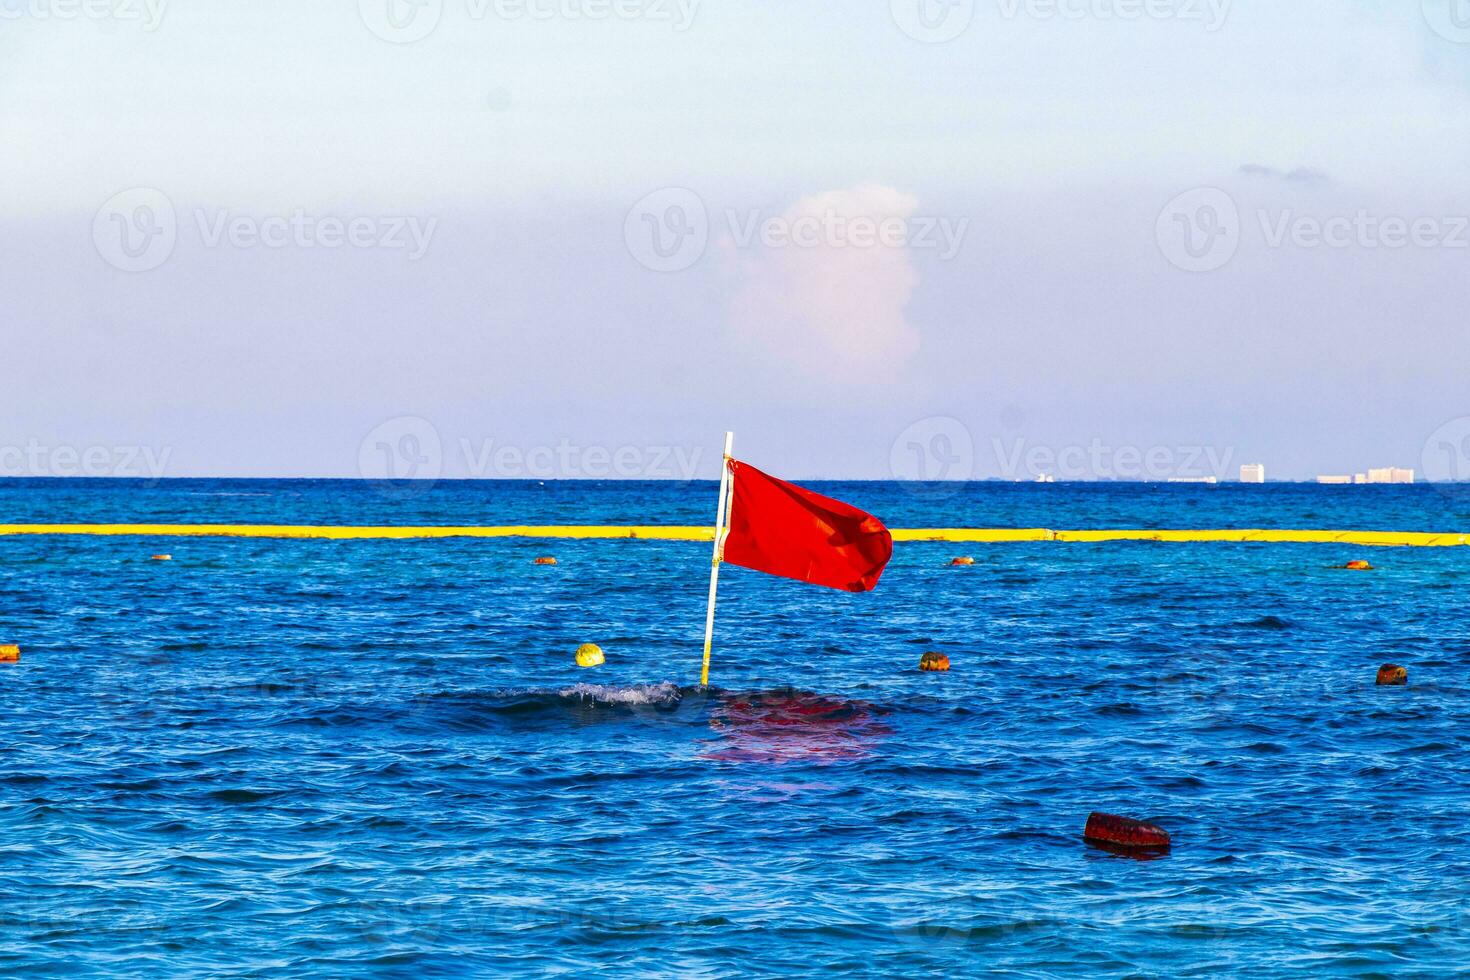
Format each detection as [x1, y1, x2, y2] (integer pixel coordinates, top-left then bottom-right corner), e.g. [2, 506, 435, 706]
[151, 554, 172, 561]
[950, 557, 975, 567]
[919, 651, 950, 672]
[0, 645, 19, 663]
[1083, 812, 1170, 851]
[534, 557, 558, 566]
[1376, 664, 1407, 686]
[1343, 560, 1373, 571]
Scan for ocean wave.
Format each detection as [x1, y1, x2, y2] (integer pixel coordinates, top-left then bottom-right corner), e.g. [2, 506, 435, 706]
[555, 682, 685, 706]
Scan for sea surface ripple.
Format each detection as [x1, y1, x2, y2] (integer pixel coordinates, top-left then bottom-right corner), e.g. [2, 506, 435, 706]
[0, 480, 1467, 976]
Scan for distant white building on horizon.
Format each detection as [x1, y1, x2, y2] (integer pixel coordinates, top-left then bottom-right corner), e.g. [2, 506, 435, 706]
[1240, 463, 1266, 484]
[1317, 468, 1415, 485]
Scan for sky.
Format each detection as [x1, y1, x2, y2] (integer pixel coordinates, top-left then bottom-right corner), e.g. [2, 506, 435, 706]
[3, 0, 1470, 481]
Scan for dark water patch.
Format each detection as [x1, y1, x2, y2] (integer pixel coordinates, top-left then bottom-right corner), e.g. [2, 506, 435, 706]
[1238, 615, 1294, 630]
[206, 788, 288, 804]
[1158, 775, 1208, 790]
[1094, 702, 1146, 717]
[1391, 742, 1454, 755]
[1244, 742, 1288, 754]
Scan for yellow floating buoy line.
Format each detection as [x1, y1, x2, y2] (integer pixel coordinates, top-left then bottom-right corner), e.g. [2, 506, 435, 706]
[0, 524, 1464, 548]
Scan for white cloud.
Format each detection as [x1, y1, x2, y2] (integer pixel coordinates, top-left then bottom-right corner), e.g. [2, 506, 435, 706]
[723, 184, 922, 380]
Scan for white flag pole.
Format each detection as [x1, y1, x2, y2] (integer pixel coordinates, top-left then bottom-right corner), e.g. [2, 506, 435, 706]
[700, 431, 734, 687]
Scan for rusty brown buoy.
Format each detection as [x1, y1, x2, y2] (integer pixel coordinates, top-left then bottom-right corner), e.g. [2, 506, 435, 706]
[919, 651, 950, 672]
[1083, 812, 1170, 852]
[950, 557, 975, 567]
[1376, 664, 1407, 686]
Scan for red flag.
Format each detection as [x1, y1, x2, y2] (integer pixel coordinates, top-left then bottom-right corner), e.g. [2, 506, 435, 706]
[721, 460, 893, 593]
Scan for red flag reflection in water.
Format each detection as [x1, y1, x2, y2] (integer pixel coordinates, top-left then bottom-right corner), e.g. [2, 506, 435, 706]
[703, 691, 890, 764]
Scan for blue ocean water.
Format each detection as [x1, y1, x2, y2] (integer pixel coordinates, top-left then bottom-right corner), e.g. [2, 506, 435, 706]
[1, 479, 1467, 976]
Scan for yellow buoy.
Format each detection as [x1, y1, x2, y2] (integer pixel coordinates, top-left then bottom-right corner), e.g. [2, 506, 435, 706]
[535, 557, 558, 566]
[576, 643, 605, 668]
[1342, 560, 1373, 571]
[151, 554, 172, 561]
[0, 645, 19, 663]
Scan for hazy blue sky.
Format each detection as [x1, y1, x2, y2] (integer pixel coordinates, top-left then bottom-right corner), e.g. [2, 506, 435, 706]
[4, 0, 1470, 480]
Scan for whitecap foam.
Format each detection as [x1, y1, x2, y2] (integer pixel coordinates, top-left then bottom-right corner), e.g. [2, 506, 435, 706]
[556, 682, 683, 706]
